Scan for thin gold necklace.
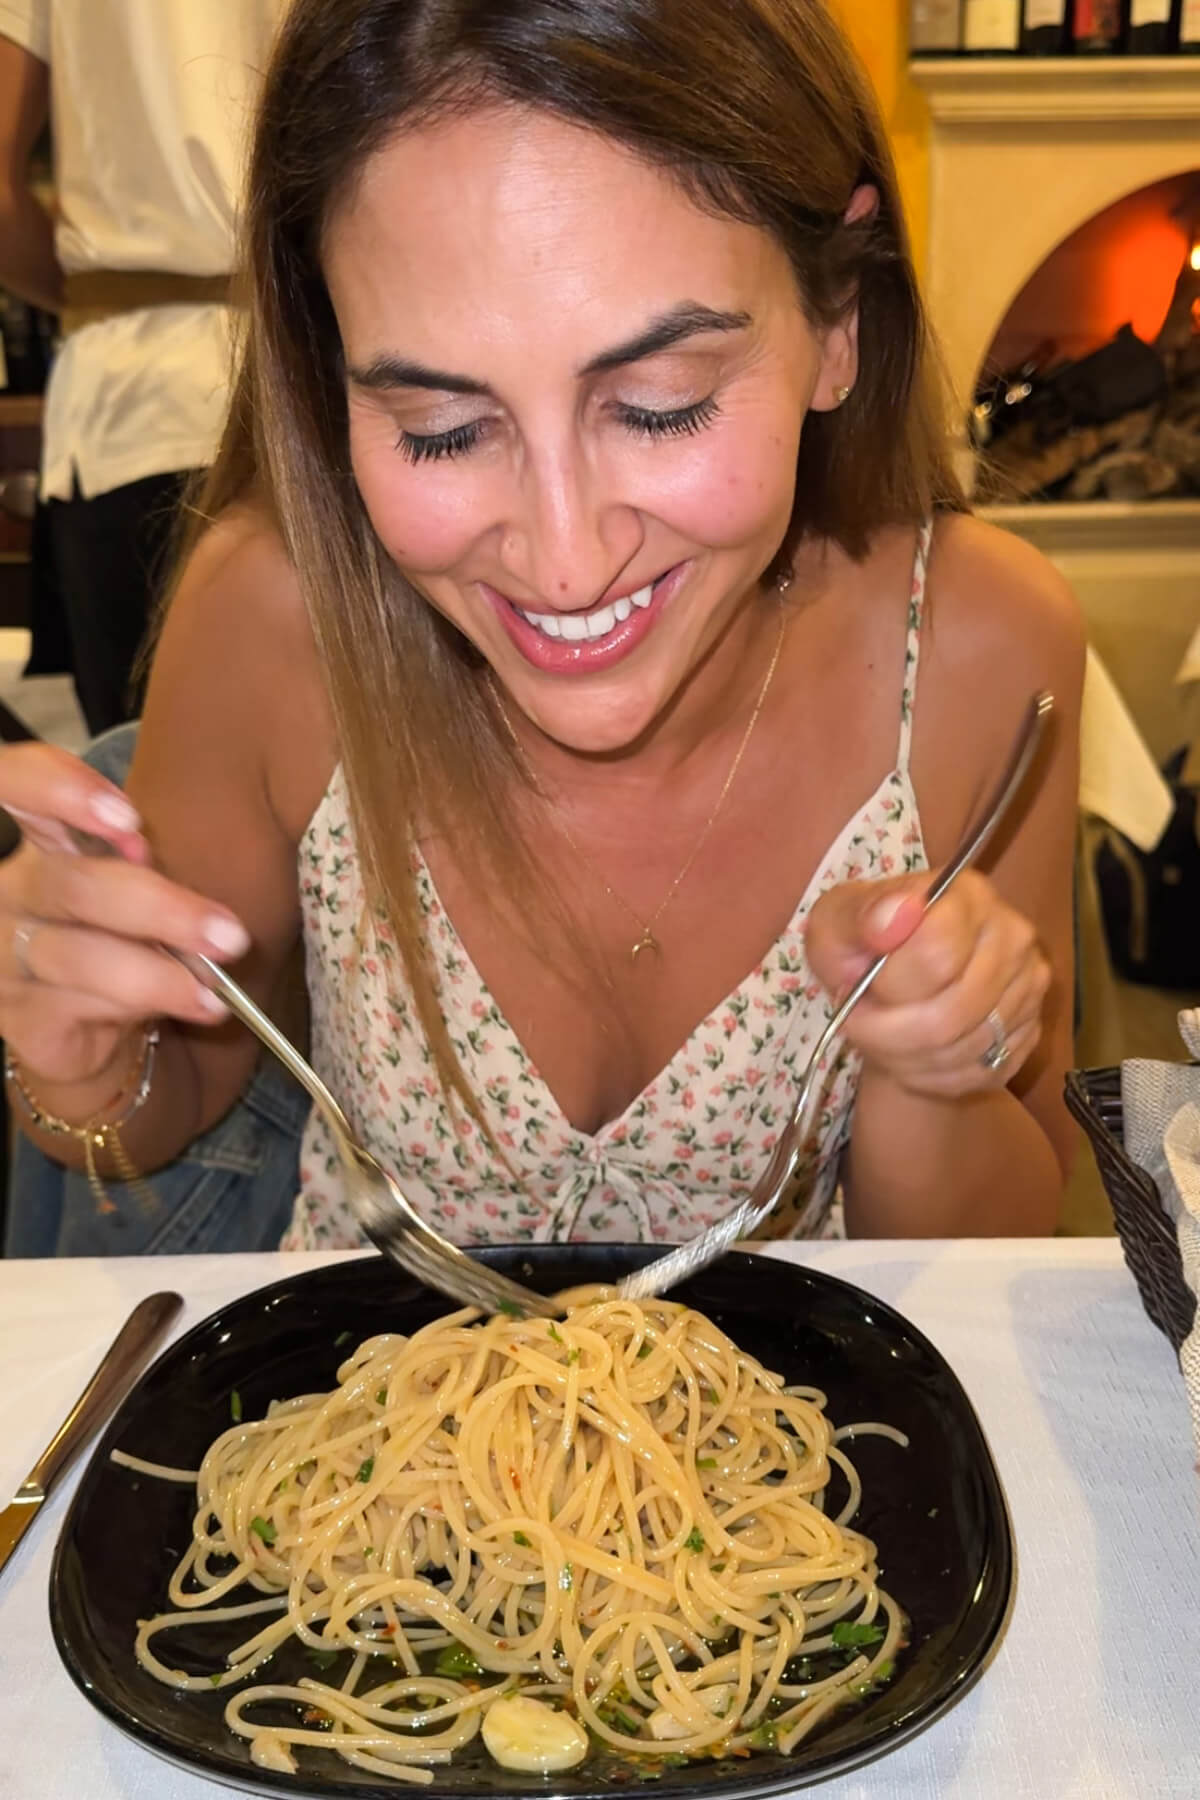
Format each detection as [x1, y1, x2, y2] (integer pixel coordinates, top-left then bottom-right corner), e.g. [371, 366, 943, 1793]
[492, 599, 786, 964]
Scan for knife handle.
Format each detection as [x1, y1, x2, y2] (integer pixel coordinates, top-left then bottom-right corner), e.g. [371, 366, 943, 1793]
[21, 1290, 183, 1498]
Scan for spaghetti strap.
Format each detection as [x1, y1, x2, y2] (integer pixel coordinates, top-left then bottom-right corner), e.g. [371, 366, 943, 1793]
[896, 519, 934, 772]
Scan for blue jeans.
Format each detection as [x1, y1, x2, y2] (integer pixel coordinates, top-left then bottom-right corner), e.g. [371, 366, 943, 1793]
[3, 725, 308, 1256]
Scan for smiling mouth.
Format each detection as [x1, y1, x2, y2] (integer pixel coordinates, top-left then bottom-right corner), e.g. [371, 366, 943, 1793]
[512, 579, 659, 644]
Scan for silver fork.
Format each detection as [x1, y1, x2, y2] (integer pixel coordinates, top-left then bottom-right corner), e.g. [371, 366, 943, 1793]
[174, 959, 562, 1317]
[64, 689, 1048, 1318]
[65, 829, 559, 1320]
[616, 690, 1055, 1302]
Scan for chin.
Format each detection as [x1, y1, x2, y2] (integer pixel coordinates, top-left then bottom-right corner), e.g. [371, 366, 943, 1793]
[516, 684, 661, 756]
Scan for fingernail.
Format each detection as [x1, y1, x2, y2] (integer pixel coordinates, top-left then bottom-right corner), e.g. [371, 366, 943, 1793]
[90, 792, 140, 833]
[205, 915, 251, 958]
[870, 894, 909, 932]
[197, 986, 229, 1017]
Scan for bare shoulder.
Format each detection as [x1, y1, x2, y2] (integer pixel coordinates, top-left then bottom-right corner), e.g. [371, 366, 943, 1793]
[165, 503, 318, 691]
[913, 512, 1085, 856]
[143, 502, 336, 843]
[925, 511, 1085, 698]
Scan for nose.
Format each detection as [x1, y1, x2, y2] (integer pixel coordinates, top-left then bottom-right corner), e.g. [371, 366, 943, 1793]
[498, 436, 643, 609]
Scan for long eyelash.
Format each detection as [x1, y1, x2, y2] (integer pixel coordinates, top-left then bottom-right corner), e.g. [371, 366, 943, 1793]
[396, 421, 484, 463]
[617, 396, 721, 439]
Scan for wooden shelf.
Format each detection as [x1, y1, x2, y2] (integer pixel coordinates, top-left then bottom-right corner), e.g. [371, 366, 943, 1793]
[909, 55, 1200, 126]
[0, 395, 43, 429]
[978, 497, 1200, 551]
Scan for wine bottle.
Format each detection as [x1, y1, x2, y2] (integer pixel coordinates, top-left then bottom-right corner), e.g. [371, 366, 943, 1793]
[1127, 0, 1173, 48]
[964, 0, 1022, 49]
[1021, 0, 1073, 49]
[911, 0, 964, 52]
[1178, 0, 1200, 46]
[1072, 0, 1126, 50]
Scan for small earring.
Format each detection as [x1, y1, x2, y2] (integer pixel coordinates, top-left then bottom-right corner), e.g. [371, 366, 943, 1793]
[833, 385, 852, 406]
[776, 566, 794, 593]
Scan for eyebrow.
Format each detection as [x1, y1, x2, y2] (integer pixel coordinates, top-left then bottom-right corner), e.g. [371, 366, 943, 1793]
[345, 303, 752, 398]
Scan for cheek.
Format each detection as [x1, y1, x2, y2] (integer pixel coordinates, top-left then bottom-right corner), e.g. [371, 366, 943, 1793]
[350, 429, 483, 575]
[646, 418, 799, 551]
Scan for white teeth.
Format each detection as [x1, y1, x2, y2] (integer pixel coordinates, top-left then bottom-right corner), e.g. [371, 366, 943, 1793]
[585, 603, 617, 639]
[516, 578, 656, 644]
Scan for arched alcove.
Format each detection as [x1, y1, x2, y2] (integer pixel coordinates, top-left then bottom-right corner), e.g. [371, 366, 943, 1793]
[971, 172, 1199, 505]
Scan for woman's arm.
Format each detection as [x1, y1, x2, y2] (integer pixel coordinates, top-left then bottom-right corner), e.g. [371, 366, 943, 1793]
[4, 510, 334, 1176]
[833, 516, 1086, 1236]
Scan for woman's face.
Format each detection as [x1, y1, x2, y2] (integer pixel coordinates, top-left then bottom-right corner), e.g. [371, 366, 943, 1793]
[323, 104, 855, 754]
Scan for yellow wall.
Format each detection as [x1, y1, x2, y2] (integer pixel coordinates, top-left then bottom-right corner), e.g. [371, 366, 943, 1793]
[831, 0, 930, 276]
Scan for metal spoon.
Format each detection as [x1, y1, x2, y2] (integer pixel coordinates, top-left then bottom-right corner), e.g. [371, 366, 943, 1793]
[616, 690, 1055, 1302]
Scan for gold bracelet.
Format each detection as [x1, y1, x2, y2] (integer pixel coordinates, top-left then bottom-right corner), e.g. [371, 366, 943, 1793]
[4, 1025, 161, 1217]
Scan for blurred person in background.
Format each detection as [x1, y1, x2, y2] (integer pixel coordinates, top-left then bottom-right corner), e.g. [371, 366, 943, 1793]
[0, 1, 283, 733]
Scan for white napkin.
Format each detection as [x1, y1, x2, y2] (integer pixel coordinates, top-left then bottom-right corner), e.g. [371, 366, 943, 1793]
[1120, 1009, 1200, 1467]
[1080, 646, 1173, 852]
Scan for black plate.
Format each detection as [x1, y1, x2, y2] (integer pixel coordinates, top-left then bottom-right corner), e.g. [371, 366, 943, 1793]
[49, 1247, 1013, 1797]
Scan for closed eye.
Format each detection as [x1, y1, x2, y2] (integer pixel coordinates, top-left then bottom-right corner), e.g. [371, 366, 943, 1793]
[396, 421, 485, 463]
[396, 394, 722, 463]
[615, 395, 721, 438]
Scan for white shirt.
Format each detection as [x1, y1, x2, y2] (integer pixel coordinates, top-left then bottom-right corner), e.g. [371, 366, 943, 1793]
[0, 0, 283, 499]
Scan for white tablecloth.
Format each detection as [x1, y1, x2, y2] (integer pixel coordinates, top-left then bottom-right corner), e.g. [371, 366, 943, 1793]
[1, 1240, 1197, 1799]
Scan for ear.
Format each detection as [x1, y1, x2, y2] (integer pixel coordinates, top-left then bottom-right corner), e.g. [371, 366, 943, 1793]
[808, 183, 879, 414]
[809, 307, 859, 414]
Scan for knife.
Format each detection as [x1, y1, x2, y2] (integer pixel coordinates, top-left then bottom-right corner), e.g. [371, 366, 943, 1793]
[0, 1289, 183, 1579]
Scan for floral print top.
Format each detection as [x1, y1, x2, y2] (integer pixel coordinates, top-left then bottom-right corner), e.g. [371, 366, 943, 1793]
[281, 526, 932, 1251]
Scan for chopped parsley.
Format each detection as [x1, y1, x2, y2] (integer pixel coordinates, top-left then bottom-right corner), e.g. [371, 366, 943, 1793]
[497, 1299, 524, 1318]
[747, 1722, 778, 1751]
[831, 1621, 885, 1650]
[376, 1388, 388, 1405]
[433, 1643, 484, 1677]
[703, 1387, 719, 1405]
[696, 1457, 717, 1470]
[334, 1330, 353, 1347]
[636, 1342, 653, 1360]
[548, 1323, 564, 1344]
[684, 1528, 706, 1553]
[209, 1672, 224, 1688]
[249, 1516, 276, 1546]
[229, 1389, 243, 1423]
[513, 1530, 531, 1547]
[306, 1646, 340, 1671]
[356, 1457, 375, 1483]
[850, 1658, 896, 1698]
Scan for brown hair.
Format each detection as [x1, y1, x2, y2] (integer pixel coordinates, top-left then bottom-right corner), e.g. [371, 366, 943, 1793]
[191, 0, 963, 1127]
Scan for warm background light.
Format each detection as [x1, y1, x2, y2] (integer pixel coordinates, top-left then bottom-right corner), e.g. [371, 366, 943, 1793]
[986, 172, 1200, 376]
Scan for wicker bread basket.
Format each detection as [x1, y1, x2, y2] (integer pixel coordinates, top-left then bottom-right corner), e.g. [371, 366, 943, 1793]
[1064, 1067, 1196, 1354]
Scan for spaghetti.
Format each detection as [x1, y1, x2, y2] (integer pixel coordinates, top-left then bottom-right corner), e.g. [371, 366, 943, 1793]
[128, 1289, 905, 1779]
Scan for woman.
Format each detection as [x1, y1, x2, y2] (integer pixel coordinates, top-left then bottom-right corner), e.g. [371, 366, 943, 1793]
[0, 0, 1083, 1253]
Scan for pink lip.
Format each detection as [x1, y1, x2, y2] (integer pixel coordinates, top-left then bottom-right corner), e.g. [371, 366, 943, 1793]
[483, 564, 687, 675]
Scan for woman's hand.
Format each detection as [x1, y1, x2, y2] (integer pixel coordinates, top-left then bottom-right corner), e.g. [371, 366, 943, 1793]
[0, 744, 251, 1097]
[804, 868, 1050, 1096]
